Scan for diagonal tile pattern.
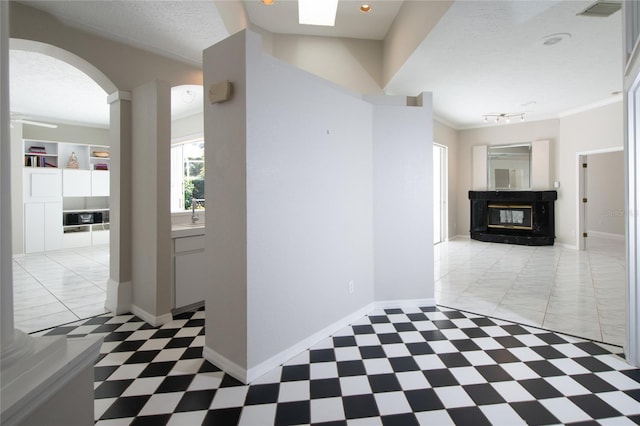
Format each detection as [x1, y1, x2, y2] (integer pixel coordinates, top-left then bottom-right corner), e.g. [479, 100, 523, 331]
[36, 305, 640, 425]
[12, 245, 109, 332]
[435, 236, 626, 345]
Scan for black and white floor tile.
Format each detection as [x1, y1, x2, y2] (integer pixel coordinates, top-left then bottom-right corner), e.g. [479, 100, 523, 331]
[37, 305, 640, 425]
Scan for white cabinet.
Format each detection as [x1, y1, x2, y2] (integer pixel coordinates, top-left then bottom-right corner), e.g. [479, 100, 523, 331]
[173, 235, 205, 308]
[91, 170, 110, 196]
[62, 169, 110, 197]
[63, 169, 92, 197]
[22, 139, 110, 252]
[24, 202, 63, 253]
[23, 168, 62, 202]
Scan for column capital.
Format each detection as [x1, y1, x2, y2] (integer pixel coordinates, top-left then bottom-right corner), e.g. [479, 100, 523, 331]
[107, 90, 132, 104]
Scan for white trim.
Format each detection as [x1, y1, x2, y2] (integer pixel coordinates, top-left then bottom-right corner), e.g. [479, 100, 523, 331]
[130, 304, 173, 327]
[555, 242, 578, 250]
[558, 95, 623, 118]
[1, 336, 102, 426]
[375, 298, 436, 310]
[204, 299, 438, 385]
[105, 279, 132, 315]
[244, 303, 375, 383]
[586, 230, 625, 241]
[107, 90, 132, 104]
[202, 346, 248, 384]
[171, 132, 204, 145]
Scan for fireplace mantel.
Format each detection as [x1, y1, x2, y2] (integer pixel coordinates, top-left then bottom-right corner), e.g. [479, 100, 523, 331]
[469, 191, 557, 246]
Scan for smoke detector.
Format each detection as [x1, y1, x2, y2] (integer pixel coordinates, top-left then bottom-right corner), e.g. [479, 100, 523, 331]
[577, 1, 621, 17]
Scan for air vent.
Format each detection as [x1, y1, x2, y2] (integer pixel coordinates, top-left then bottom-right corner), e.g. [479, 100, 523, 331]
[577, 1, 621, 17]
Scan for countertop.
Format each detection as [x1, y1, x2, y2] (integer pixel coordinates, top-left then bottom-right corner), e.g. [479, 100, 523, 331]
[171, 223, 205, 238]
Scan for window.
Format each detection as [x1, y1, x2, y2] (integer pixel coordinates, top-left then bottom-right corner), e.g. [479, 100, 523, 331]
[171, 139, 204, 211]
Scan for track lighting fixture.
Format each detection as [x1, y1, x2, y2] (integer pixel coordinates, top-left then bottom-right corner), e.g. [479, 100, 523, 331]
[482, 112, 525, 124]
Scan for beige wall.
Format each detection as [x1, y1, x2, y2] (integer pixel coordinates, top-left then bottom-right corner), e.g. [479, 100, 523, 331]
[451, 101, 623, 247]
[587, 150, 625, 236]
[23, 123, 110, 146]
[456, 119, 560, 239]
[271, 34, 384, 95]
[434, 119, 458, 239]
[130, 80, 172, 321]
[558, 101, 624, 246]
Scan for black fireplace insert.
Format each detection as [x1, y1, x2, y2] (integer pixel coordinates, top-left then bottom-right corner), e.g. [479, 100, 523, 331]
[469, 191, 557, 246]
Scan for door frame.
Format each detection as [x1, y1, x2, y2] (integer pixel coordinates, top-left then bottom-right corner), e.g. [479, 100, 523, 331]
[433, 143, 448, 244]
[575, 147, 623, 251]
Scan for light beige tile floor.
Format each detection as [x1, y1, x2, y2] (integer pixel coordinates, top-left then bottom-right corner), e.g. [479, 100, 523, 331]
[12, 245, 109, 333]
[435, 235, 626, 346]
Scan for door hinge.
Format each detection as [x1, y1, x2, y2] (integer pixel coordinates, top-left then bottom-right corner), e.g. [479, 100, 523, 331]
[582, 197, 588, 203]
[582, 163, 588, 168]
[583, 232, 588, 238]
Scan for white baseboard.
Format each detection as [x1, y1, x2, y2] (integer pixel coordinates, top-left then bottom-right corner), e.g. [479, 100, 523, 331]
[587, 230, 625, 241]
[105, 279, 132, 315]
[203, 297, 437, 384]
[375, 298, 436, 310]
[203, 303, 375, 384]
[202, 346, 248, 384]
[130, 305, 172, 327]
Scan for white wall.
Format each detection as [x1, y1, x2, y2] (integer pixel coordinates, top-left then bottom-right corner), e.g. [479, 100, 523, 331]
[434, 120, 458, 239]
[247, 34, 375, 369]
[373, 95, 433, 302]
[203, 30, 249, 371]
[204, 30, 435, 382]
[587, 150, 625, 236]
[558, 101, 623, 246]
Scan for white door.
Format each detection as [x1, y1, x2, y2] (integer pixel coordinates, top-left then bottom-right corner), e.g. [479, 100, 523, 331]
[433, 144, 447, 244]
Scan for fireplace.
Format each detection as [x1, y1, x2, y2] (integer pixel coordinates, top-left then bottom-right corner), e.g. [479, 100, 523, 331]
[488, 204, 532, 230]
[469, 191, 557, 246]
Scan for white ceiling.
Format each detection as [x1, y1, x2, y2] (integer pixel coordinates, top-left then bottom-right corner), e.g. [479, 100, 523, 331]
[9, 0, 623, 129]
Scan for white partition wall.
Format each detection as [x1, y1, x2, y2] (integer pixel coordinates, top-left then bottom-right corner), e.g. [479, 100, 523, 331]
[203, 30, 435, 383]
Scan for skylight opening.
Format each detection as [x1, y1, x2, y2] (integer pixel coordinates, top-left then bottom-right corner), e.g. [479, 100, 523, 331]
[298, 0, 339, 26]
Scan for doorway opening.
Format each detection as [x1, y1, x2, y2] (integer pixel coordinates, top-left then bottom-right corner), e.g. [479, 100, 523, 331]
[9, 42, 115, 333]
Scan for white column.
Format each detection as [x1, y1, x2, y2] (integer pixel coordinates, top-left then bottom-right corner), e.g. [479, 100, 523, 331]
[0, 0, 33, 368]
[105, 90, 134, 315]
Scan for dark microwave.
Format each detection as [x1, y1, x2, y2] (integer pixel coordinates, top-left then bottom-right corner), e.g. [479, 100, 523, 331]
[64, 212, 105, 225]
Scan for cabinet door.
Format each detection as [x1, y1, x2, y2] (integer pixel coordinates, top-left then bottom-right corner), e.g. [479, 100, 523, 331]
[44, 202, 63, 251]
[63, 169, 91, 197]
[175, 249, 206, 308]
[91, 170, 110, 196]
[24, 203, 45, 253]
[23, 169, 62, 202]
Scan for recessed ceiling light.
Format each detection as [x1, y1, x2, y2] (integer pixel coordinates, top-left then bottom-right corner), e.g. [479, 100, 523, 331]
[262, 0, 274, 5]
[360, 4, 372, 12]
[541, 32, 572, 46]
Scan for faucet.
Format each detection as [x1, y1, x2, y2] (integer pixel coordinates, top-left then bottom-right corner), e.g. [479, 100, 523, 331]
[191, 198, 204, 224]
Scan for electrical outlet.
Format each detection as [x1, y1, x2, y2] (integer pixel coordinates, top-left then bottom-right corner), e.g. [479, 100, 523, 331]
[348, 280, 354, 294]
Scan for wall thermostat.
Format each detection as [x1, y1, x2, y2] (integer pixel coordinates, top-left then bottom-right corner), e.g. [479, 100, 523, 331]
[209, 81, 233, 104]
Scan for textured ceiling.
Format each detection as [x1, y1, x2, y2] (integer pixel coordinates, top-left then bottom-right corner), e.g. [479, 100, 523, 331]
[385, 0, 623, 128]
[19, 0, 229, 65]
[9, 0, 624, 129]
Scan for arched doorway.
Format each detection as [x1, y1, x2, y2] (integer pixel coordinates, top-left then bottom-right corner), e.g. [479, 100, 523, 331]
[9, 39, 124, 331]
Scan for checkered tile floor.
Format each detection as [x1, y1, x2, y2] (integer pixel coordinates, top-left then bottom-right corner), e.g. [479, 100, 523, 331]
[37, 306, 640, 425]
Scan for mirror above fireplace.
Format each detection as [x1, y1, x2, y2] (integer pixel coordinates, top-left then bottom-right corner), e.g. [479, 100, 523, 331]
[487, 143, 531, 190]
